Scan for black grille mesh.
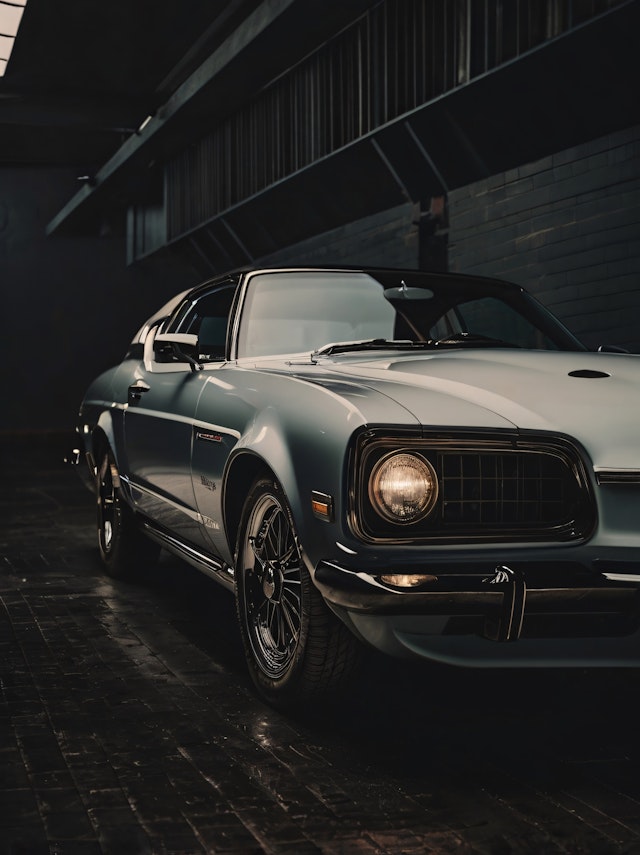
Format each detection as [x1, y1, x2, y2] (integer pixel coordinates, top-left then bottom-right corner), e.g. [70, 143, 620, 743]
[439, 451, 574, 527]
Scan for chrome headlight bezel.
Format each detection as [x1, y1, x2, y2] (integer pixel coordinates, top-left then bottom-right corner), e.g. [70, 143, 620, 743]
[349, 429, 596, 545]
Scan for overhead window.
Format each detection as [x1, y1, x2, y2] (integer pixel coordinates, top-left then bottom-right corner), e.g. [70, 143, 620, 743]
[0, 0, 27, 77]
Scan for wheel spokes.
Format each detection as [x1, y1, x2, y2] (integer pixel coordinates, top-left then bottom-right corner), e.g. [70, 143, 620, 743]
[98, 463, 117, 552]
[244, 495, 304, 677]
[280, 595, 299, 642]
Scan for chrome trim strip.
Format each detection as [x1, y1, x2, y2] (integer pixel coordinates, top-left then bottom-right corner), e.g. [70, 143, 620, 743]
[595, 469, 640, 485]
[124, 477, 202, 524]
[125, 408, 241, 438]
[603, 573, 640, 583]
[84, 398, 127, 411]
[142, 522, 235, 592]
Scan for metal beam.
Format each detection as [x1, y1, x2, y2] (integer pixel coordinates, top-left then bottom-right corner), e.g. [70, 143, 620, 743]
[46, 0, 378, 236]
[47, 0, 300, 234]
[0, 94, 145, 131]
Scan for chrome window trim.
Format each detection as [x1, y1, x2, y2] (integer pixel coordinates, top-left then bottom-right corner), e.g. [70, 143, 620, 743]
[595, 469, 640, 485]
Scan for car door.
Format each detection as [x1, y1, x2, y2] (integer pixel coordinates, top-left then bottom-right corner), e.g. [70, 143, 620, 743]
[124, 323, 210, 548]
[124, 282, 237, 552]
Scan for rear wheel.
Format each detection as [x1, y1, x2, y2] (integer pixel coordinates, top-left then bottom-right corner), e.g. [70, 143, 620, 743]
[96, 448, 159, 580]
[235, 477, 361, 708]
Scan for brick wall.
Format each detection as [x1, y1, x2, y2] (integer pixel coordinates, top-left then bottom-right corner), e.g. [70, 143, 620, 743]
[448, 126, 640, 352]
[261, 126, 640, 352]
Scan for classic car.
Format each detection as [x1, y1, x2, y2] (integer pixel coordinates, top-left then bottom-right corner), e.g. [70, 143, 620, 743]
[73, 266, 640, 707]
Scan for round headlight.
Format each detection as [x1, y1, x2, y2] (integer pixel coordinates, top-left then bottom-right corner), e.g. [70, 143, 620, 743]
[369, 452, 438, 524]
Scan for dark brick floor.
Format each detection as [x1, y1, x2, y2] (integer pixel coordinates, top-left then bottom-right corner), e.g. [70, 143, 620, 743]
[2, 434, 640, 855]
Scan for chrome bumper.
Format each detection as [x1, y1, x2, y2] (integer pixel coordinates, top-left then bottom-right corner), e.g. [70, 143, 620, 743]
[314, 560, 640, 644]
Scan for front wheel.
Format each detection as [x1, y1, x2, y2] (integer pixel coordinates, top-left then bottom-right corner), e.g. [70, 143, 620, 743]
[96, 448, 159, 580]
[235, 477, 362, 708]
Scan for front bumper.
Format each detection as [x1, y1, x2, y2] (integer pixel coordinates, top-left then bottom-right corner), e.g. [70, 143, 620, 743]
[314, 559, 640, 666]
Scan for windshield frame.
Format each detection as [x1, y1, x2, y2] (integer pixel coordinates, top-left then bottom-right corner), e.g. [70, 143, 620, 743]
[231, 268, 586, 359]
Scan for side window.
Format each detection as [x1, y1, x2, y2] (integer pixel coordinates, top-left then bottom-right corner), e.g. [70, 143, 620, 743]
[176, 286, 236, 361]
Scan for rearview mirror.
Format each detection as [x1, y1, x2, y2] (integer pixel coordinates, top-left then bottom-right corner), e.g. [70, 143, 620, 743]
[384, 284, 434, 301]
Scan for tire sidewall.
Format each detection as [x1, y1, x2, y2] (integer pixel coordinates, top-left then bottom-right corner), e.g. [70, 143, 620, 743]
[235, 477, 313, 705]
[97, 449, 123, 570]
[95, 448, 158, 579]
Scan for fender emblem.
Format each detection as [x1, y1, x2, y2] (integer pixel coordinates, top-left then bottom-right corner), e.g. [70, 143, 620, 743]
[196, 431, 223, 443]
[200, 475, 217, 492]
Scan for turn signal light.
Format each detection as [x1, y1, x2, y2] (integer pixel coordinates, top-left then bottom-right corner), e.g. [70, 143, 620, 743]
[311, 491, 334, 521]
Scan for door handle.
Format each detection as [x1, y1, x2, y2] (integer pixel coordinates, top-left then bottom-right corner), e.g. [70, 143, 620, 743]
[128, 381, 150, 402]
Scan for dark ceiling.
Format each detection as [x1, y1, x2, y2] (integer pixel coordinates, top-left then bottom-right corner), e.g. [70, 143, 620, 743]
[0, 0, 380, 175]
[0, 0, 263, 167]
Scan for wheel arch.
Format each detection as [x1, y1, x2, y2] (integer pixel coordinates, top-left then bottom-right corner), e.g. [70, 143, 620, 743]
[219, 399, 351, 570]
[222, 451, 279, 562]
[89, 412, 128, 498]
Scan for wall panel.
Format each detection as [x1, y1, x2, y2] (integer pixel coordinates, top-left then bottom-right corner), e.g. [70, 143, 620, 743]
[448, 126, 640, 350]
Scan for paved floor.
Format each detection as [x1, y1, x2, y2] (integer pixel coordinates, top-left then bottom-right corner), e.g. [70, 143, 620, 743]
[2, 434, 640, 855]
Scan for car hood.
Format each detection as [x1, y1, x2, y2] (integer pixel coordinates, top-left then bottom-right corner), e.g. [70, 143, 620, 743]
[311, 349, 639, 470]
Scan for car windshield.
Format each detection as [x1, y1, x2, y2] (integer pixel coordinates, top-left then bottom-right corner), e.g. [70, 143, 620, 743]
[237, 271, 585, 358]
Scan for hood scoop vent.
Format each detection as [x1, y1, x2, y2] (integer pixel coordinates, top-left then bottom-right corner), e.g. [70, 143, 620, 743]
[568, 369, 610, 379]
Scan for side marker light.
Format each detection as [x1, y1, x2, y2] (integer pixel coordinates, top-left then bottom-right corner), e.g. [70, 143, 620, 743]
[311, 491, 334, 521]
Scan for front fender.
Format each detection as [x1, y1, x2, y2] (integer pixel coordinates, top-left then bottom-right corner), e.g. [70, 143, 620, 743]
[228, 406, 304, 516]
[208, 364, 418, 570]
[222, 398, 361, 571]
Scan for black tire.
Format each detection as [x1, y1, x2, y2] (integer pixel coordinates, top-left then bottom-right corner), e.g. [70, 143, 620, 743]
[96, 448, 159, 580]
[235, 476, 362, 708]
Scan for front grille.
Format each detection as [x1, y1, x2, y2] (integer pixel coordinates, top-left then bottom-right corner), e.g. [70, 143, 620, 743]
[353, 432, 596, 544]
[439, 451, 574, 527]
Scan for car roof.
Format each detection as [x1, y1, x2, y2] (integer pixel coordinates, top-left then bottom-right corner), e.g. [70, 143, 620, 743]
[131, 266, 525, 344]
[187, 266, 523, 299]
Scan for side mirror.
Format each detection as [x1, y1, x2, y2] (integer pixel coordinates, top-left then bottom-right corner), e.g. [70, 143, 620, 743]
[154, 333, 202, 370]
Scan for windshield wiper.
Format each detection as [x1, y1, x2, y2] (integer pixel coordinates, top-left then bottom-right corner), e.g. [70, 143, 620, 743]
[433, 332, 520, 348]
[312, 339, 434, 357]
[311, 333, 520, 358]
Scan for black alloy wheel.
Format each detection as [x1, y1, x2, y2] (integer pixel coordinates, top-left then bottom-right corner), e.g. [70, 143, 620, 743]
[96, 448, 159, 579]
[235, 477, 361, 707]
